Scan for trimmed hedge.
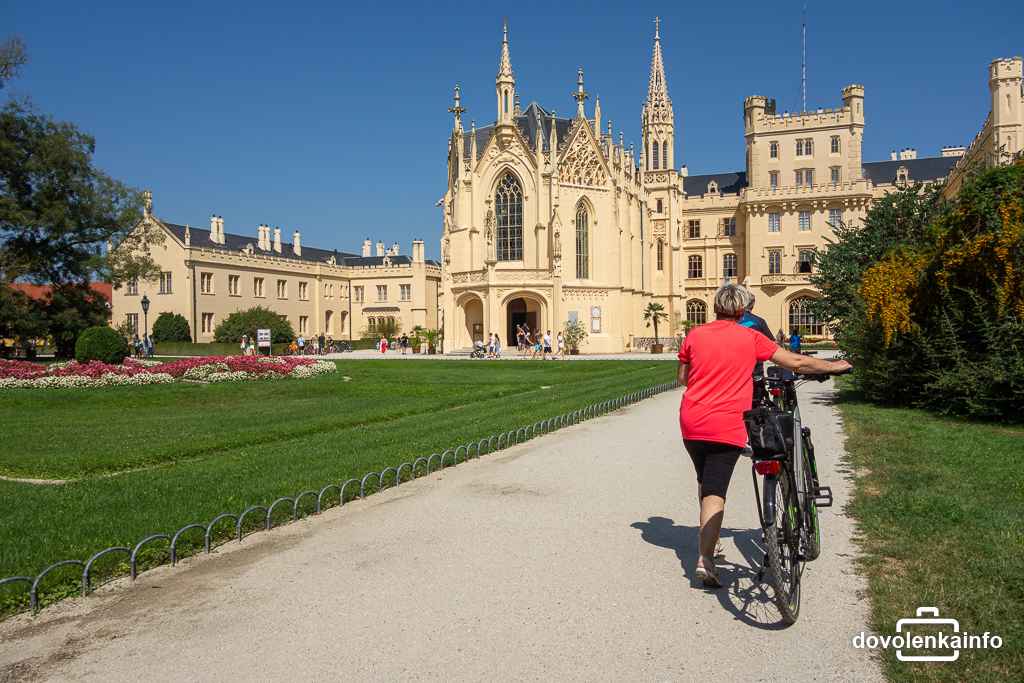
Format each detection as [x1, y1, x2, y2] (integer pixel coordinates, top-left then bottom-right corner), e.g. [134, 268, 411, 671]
[213, 307, 294, 344]
[75, 326, 129, 364]
[151, 312, 191, 343]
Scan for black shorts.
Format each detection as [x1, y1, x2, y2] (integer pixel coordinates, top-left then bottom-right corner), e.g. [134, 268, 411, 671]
[684, 439, 743, 499]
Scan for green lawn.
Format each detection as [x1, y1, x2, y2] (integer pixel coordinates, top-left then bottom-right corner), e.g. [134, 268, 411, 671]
[0, 360, 674, 612]
[839, 390, 1024, 682]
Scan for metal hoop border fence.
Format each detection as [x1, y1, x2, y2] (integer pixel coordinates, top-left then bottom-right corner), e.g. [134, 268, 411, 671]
[4, 381, 678, 614]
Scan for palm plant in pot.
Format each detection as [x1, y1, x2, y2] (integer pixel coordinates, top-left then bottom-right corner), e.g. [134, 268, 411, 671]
[424, 328, 439, 354]
[642, 302, 668, 353]
[409, 326, 424, 354]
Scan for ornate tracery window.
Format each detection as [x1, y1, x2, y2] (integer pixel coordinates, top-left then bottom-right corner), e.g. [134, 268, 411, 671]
[788, 297, 823, 335]
[575, 204, 589, 279]
[686, 299, 707, 326]
[495, 173, 523, 261]
[652, 141, 660, 170]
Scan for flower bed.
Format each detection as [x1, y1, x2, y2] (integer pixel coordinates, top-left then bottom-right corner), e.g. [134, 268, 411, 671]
[0, 356, 336, 390]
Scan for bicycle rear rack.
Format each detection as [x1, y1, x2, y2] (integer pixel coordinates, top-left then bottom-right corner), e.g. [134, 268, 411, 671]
[814, 485, 833, 508]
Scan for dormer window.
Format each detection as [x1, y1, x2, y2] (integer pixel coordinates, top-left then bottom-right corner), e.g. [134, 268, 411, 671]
[896, 166, 910, 186]
[707, 180, 719, 195]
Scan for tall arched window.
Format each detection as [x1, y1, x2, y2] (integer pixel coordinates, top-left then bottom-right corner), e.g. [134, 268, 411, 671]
[575, 204, 589, 279]
[687, 255, 703, 278]
[652, 141, 660, 170]
[788, 297, 823, 335]
[495, 173, 523, 261]
[686, 299, 707, 326]
[656, 239, 665, 271]
[662, 141, 668, 170]
[723, 253, 737, 278]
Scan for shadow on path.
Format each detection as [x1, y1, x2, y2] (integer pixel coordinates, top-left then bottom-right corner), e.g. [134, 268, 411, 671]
[630, 516, 791, 630]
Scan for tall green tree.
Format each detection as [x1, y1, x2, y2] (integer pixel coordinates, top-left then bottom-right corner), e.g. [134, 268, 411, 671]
[1, 92, 163, 355]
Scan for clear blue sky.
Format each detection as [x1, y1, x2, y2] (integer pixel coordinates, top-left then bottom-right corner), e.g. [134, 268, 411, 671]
[6, 1, 1023, 258]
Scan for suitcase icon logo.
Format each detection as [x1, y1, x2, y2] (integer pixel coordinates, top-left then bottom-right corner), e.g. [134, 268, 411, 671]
[895, 607, 960, 662]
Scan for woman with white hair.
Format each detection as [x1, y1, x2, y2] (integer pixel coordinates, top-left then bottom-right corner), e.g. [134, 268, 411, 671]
[677, 283, 851, 587]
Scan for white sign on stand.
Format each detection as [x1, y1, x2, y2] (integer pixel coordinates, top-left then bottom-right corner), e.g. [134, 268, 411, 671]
[256, 328, 271, 354]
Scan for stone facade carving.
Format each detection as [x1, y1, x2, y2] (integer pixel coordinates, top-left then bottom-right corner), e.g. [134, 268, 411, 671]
[558, 127, 608, 187]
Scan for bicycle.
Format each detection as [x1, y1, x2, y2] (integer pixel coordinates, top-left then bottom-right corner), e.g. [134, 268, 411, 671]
[745, 364, 850, 624]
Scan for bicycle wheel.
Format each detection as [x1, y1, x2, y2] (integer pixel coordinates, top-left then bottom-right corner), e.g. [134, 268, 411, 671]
[762, 470, 802, 624]
[801, 436, 822, 561]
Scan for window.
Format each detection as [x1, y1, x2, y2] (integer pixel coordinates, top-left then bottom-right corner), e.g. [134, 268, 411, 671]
[201, 312, 214, 334]
[126, 313, 139, 335]
[495, 173, 523, 261]
[769, 171, 779, 190]
[723, 253, 737, 278]
[796, 139, 804, 156]
[686, 300, 707, 326]
[325, 310, 334, 334]
[299, 281, 308, 300]
[687, 255, 703, 278]
[796, 169, 813, 187]
[830, 135, 841, 154]
[126, 278, 138, 296]
[299, 316, 308, 334]
[276, 279, 287, 299]
[662, 142, 668, 170]
[688, 220, 701, 239]
[769, 141, 779, 159]
[228, 274, 240, 296]
[400, 284, 411, 301]
[789, 297, 823, 335]
[652, 141, 660, 170]
[804, 138, 814, 156]
[656, 239, 665, 271]
[367, 317, 376, 332]
[768, 249, 782, 274]
[253, 277, 264, 298]
[656, 199, 663, 213]
[353, 286, 364, 303]
[830, 166, 841, 183]
[324, 283, 332, 298]
[722, 217, 736, 237]
[575, 205, 589, 279]
[798, 249, 815, 273]
[828, 207, 843, 227]
[200, 272, 213, 294]
[376, 285, 388, 301]
[795, 169, 803, 187]
[158, 271, 173, 294]
[799, 210, 811, 231]
[768, 212, 781, 233]
[706, 181, 718, 195]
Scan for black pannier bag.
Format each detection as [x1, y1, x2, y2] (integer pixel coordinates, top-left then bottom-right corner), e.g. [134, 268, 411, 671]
[743, 406, 791, 458]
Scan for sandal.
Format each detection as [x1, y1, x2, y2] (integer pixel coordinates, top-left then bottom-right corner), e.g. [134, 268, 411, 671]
[695, 556, 722, 588]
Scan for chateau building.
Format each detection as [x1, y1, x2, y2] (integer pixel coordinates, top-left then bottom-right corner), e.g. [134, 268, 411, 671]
[111, 194, 441, 342]
[440, 22, 1014, 351]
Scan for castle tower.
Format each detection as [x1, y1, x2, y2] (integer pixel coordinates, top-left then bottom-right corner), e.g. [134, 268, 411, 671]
[989, 57, 1024, 164]
[641, 17, 675, 171]
[495, 20, 516, 126]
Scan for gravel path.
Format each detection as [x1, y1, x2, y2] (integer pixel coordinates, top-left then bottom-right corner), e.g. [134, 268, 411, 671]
[0, 379, 879, 682]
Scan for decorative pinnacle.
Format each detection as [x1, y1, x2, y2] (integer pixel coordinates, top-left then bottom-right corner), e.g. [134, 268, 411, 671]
[497, 19, 513, 79]
[654, 16, 660, 41]
[573, 67, 589, 117]
[448, 84, 465, 127]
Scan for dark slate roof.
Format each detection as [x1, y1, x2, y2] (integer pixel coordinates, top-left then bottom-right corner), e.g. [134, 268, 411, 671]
[862, 156, 958, 184]
[164, 222, 371, 266]
[683, 171, 748, 196]
[341, 255, 412, 267]
[463, 102, 575, 160]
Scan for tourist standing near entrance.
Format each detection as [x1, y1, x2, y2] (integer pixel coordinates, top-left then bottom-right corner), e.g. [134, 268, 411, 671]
[677, 284, 851, 587]
[516, 325, 526, 356]
[557, 331, 566, 359]
[378, 335, 389, 354]
[543, 330, 553, 360]
[297, 335, 305, 354]
[494, 334, 502, 358]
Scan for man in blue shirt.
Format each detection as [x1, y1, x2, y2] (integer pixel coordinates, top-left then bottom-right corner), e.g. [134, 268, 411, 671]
[789, 329, 802, 353]
[739, 289, 778, 389]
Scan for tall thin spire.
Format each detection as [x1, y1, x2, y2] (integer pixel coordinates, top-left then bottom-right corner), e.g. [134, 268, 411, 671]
[496, 19, 516, 125]
[801, 2, 807, 112]
[645, 17, 671, 112]
[573, 67, 589, 119]
[642, 17, 675, 171]
[448, 84, 465, 132]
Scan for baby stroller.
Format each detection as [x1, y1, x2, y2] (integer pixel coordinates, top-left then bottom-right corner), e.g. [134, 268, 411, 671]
[470, 340, 487, 359]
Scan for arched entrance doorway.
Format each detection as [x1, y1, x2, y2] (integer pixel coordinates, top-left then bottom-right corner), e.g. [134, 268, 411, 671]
[461, 296, 484, 347]
[505, 295, 544, 344]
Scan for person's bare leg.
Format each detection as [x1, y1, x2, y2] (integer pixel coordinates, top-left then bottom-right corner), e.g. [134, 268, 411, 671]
[698, 494, 725, 561]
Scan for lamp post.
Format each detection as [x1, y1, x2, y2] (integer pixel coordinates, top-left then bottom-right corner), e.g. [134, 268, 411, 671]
[140, 294, 150, 338]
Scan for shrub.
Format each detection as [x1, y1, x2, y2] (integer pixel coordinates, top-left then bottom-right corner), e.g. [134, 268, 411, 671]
[151, 312, 191, 343]
[75, 325, 129, 364]
[213, 307, 294, 344]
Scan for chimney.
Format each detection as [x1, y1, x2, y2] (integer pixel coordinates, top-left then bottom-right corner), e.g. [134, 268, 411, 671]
[184, 225, 191, 247]
[259, 224, 272, 250]
[210, 215, 219, 244]
[292, 230, 302, 256]
[391, 242, 400, 256]
[376, 241, 385, 257]
[899, 148, 917, 160]
[680, 164, 688, 177]
[362, 238, 371, 257]
[890, 150, 897, 161]
[412, 239, 425, 263]
[217, 216, 225, 244]
[941, 145, 966, 157]
[273, 227, 282, 253]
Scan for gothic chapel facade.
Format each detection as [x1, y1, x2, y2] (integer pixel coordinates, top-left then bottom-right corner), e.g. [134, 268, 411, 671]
[441, 22, 679, 353]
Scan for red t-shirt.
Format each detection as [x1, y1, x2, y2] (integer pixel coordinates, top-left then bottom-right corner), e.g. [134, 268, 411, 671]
[678, 319, 779, 447]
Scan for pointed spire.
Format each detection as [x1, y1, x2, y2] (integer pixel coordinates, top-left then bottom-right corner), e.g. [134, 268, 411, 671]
[514, 93, 521, 116]
[549, 110, 558, 159]
[593, 95, 602, 136]
[498, 19, 513, 78]
[448, 84, 465, 132]
[183, 224, 191, 247]
[645, 18, 672, 112]
[470, 119, 477, 160]
[573, 67, 589, 119]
